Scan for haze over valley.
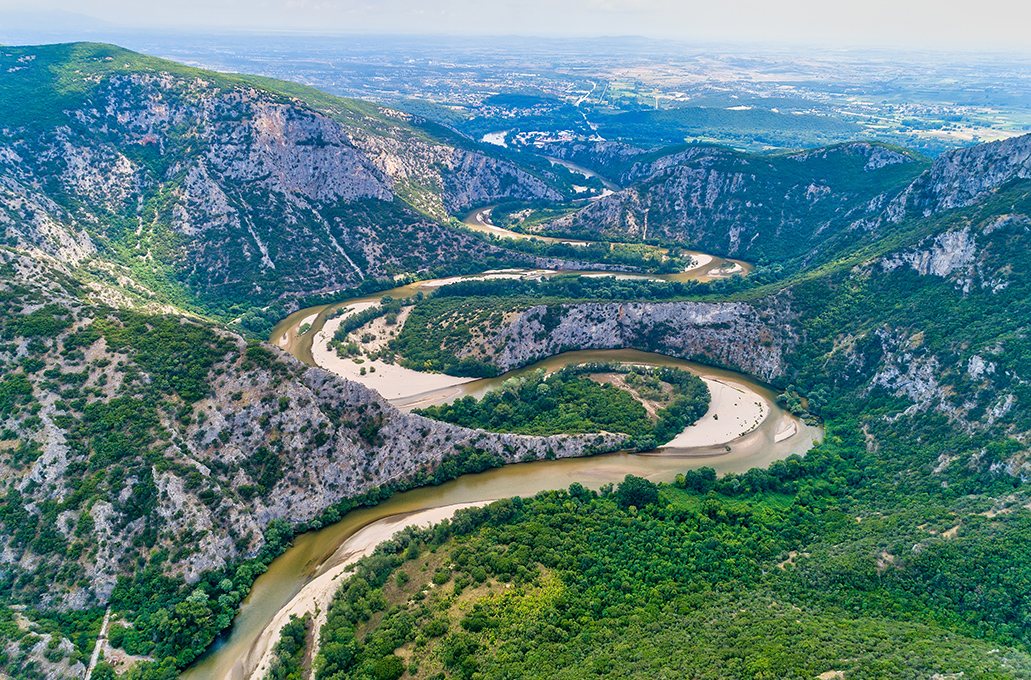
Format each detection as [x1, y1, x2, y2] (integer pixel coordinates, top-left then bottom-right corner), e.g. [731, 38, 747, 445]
[0, 9, 1030, 680]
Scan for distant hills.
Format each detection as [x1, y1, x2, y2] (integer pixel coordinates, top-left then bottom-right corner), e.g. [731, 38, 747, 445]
[0, 43, 571, 319]
[1, 42, 1030, 680]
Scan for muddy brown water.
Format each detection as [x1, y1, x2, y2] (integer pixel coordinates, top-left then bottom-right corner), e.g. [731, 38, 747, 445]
[460, 206, 753, 281]
[185, 270, 814, 680]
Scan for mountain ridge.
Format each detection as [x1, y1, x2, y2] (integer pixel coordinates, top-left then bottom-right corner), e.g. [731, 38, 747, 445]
[1, 43, 1030, 680]
[0, 43, 574, 318]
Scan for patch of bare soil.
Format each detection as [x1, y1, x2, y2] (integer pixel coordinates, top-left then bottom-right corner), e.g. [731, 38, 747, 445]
[586, 372, 672, 420]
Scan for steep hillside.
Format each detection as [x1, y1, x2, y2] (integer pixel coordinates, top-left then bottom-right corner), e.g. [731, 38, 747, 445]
[0, 43, 569, 316]
[394, 294, 796, 382]
[887, 132, 1031, 220]
[3, 43, 1031, 680]
[542, 141, 928, 265]
[391, 152, 1031, 454]
[0, 248, 627, 676]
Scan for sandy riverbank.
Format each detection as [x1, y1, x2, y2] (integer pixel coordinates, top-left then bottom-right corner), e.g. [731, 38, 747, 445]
[306, 303, 776, 449]
[311, 305, 474, 400]
[276, 313, 318, 350]
[661, 377, 769, 449]
[580, 272, 664, 281]
[242, 501, 491, 680]
[684, 254, 715, 272]
[418, 269, 554, 289]
[713, 262, 746, 277]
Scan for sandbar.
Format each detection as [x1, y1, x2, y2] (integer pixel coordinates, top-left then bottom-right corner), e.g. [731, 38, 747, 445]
[311, 309, 474, 400]
[661, 378, 769, 449]
[243, 501, 490, 680]
[713, 262, 745, 276]
[580, 272, 664, 281]
[277, 312, 318, 349]
[683, 254, 715, 272]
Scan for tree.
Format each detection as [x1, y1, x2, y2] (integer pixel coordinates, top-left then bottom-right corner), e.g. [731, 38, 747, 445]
[615, 475, 659, 510]
[373, 654, 406, 680]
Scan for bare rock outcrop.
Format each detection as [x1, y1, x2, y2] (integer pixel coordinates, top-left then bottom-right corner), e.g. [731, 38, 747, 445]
[0, 50, 565, 308]
[888, 133, 1031, 222]
[454, 297, 797, 382]
[546, 142, 923, 261]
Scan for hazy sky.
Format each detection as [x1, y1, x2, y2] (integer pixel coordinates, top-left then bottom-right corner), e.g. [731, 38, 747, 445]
[3, 0, 1030, 51]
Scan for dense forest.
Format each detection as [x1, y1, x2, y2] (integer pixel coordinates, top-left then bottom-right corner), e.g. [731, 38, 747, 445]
[1, 38, 1031, 680]
[309, 451, 1031, 679]
[303, 230, 1031, 675]
[301, 149, 1031, 679]
[414, 364, 710, 449]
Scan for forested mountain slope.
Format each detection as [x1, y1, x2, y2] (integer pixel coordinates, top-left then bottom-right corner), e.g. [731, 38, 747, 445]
[0, 249, 626, 676]
[544, 134, 1031, 274]
[541, 141, 928, 265]
[0, 43, 569, 317]
[1, 42, 1030, 680]
[401, 172, 1031, 443]
[318, 133, 1031, 680]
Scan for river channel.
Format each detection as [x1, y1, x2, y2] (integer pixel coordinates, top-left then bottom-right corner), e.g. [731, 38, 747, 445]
[185, 258, 813, 680]
[460, 206, 752, 281]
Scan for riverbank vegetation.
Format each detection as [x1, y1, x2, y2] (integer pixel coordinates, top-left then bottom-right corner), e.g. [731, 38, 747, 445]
[309, 459, 1031, 680]
[468, 233, 695, 274]
[4, 179, 1028, 678]
[414, 364, 709, 446]
[264, 614, 311, 680]
[415, 368, 651, 437]
[294, 186, 1031, 678]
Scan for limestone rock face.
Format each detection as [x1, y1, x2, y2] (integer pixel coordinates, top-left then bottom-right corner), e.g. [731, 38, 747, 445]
[0, 250, 628, 607]
[880, 226, 979, 280]
[452, 297, 797, 383]
[889, 133, 1031, 221]
[878, 219, 1019, 295]
[547, 142, 925, 262]
[0, 144, 98, 265]
[0, 64, 561, 308]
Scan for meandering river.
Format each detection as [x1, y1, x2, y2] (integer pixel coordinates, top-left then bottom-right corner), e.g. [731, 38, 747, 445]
[542, 155, 621, 193]
[461, 207, 752, 281]
[184, 256, 813, 680]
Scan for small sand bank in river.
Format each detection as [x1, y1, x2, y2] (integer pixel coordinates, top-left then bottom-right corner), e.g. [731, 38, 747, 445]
[683, 254, 714, 272]
[243, 501, 490, 680]
[311, 304, 473, 400]
[661, 378, 769, 449]
[712, 262, 746, 277]
[277, 313, 318, 349]
[580, 272, 664, 281]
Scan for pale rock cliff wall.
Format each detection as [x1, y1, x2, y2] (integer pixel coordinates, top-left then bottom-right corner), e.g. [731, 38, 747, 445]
[888, 133, 1031, 222]
[455, 297, 797, 382]
[1, 67, 565, 307]
[547, 142, 922, 261]
[0, 254, 629, 605]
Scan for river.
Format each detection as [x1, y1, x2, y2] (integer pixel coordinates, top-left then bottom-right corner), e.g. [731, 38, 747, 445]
[185, 263, 812, 680]
[543, 156, 621, 193]
[460, 207, 752, 281]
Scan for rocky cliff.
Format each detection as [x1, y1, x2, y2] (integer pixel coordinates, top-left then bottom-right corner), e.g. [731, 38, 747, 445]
[545, 142, 926, 265]
[0, 249, 626, 615]
[418, 297, 798, 382]
[395, 175, 1029, 441]
[0, 43, 565, 312]
[887, 133, 1031, 222]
